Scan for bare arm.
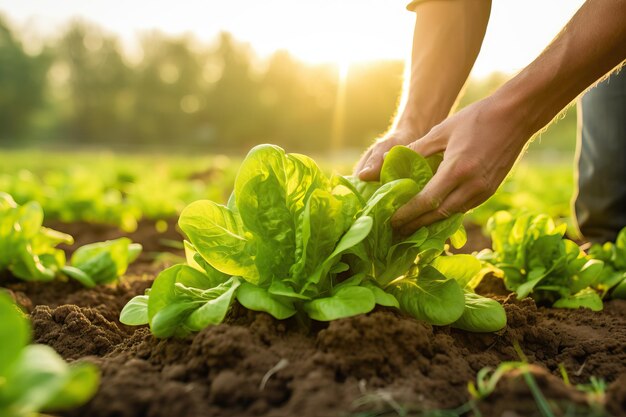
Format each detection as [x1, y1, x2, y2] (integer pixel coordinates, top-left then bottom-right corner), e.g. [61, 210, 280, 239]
[354, 0, 492, 179]
[392, 0, 626, 233]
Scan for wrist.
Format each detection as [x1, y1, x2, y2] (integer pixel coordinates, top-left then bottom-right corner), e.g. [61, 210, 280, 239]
[490, 74, 552, 140]
[391, 107, 440, 140]
[392, 116, 425, 139]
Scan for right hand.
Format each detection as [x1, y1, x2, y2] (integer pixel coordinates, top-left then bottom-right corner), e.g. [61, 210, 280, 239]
[391, 96, 532, 234]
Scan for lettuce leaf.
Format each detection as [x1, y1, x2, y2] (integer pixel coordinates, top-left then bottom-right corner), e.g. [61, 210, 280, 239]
[123, 144, 505, 336]
[482, 210, 606, 310]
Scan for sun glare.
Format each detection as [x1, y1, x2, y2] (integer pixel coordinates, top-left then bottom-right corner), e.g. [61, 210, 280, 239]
[338, 61, 350, 83]
[330, 60, 350, 153]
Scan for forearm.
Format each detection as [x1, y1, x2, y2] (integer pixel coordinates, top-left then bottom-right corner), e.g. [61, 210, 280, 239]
[388, 0, 626, 231]
[394, 0, 492, 137]
[494, 0, 626, 142]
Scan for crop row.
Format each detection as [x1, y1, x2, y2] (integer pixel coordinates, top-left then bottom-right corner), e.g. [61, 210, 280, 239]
[1, 145, 624, 416]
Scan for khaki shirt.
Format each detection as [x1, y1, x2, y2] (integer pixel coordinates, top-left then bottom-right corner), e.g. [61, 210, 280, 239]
[406, 0, 451, 12]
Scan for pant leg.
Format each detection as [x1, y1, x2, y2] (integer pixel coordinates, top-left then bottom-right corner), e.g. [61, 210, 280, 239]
[575, 69, 626, 244]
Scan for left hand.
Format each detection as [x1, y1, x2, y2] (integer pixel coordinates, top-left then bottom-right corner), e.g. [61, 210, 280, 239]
[354, 128, 423, 181]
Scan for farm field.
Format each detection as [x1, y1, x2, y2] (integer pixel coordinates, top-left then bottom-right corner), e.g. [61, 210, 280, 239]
[2, 147, 626, 417]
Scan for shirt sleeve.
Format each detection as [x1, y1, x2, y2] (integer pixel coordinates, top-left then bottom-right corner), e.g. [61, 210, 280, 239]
[406, 0, 452, 12]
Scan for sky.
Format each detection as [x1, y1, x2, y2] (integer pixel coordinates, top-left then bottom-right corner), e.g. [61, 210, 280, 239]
[0, 0, 586, 77]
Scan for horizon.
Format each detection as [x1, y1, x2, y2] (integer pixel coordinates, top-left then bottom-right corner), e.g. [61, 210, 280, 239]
[1, 0, 585, 77]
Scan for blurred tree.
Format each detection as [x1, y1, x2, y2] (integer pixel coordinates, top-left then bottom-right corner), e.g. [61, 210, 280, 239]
[258, 51, 335, 151]
[0, 16, 50, 143]
[344, 61, 405, 148]
[0, 17, 576, 154]
[203, 32, 264, 149]
[131, 32, 206, 145]
[53, 21, 133, 144]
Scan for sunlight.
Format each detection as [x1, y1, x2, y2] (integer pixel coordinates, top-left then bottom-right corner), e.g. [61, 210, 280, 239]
[330, 61, 350, 153]
[0, 0, 586, 76]
[338, 60, 350, 84]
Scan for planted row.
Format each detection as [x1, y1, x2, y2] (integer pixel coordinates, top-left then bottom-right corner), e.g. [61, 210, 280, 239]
[121, 145, 506, 336]
[0, 192, 141, 287]
[478, 211, 626, 310]
[0, 163, 233, 232]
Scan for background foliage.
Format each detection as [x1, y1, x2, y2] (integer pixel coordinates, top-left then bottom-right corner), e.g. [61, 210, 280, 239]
[0, 16, 576, 154]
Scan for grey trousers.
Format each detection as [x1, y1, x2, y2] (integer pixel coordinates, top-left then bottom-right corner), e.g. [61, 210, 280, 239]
[575, 69, 626, 243]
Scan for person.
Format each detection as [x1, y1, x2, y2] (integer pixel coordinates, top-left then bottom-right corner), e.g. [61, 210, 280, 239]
[576, 69, 626, 243]
[354, 0, 626, 242]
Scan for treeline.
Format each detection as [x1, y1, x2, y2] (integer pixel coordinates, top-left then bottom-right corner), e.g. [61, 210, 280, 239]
[0, 17, 410, 152]
[0, 16, 575, 153]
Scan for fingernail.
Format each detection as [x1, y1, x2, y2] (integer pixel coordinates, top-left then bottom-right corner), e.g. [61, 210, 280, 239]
[359, 165, 371, 175]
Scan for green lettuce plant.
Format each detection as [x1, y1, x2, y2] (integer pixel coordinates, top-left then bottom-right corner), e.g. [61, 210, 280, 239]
[1, 192, 72, 282]
[0, 160, 235, 233]
[0, 192, 141, 286]
[0, 292, 99, 417]
[478, 211, 604, 310]
[121, 144, 506, 336]
[588, 227, 626, 299]
[60, 238, 142, 288]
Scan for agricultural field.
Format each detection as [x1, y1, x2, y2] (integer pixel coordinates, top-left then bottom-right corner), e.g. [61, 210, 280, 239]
[1, 146, 625, 417]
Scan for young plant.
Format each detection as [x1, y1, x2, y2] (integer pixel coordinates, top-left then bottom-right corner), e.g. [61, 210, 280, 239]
[0, 192, 72, 282]
[587, 226, 626, 299]
[61, 238, 142, 288]
[0, 192, 142, 287]
[0, 292, 99, 417]
[469, 361, 557, 417]
[122, 144, 506, 337]
[477, 211, 604, 310]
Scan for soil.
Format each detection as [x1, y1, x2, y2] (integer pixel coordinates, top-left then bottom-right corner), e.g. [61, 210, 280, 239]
[1, 222, 625, 417]
[44, 218, 185, 263]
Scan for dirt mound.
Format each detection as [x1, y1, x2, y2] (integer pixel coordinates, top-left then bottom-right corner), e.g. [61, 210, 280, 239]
[58, 295, 626, 417]
[2, 214, 624, 417]
[4, 273, 154, 323]
[31, 304, 127, 359]
[475, 273, 510, 296]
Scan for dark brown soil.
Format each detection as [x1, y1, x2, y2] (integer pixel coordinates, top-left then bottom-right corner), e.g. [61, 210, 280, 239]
[45, 218, 185, 263]
[31, 304, 128, 359]
[2, 224, 625, 417]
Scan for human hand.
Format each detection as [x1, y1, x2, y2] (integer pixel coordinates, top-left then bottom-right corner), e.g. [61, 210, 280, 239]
[354, 129, 422, 181]
[390, 97, 532, 234]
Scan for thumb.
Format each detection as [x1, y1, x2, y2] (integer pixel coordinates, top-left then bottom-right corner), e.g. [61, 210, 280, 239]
[358, 143, 394, 181]
[407, 127, 446, 158]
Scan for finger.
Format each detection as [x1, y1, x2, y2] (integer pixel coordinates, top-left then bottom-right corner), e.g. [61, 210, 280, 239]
[358, 140, 397, 181]
[407, 127, 446, 158]
[398, 187, 484, 234]
[390, 163, 458, 228]
[353, 147, 373, 176]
